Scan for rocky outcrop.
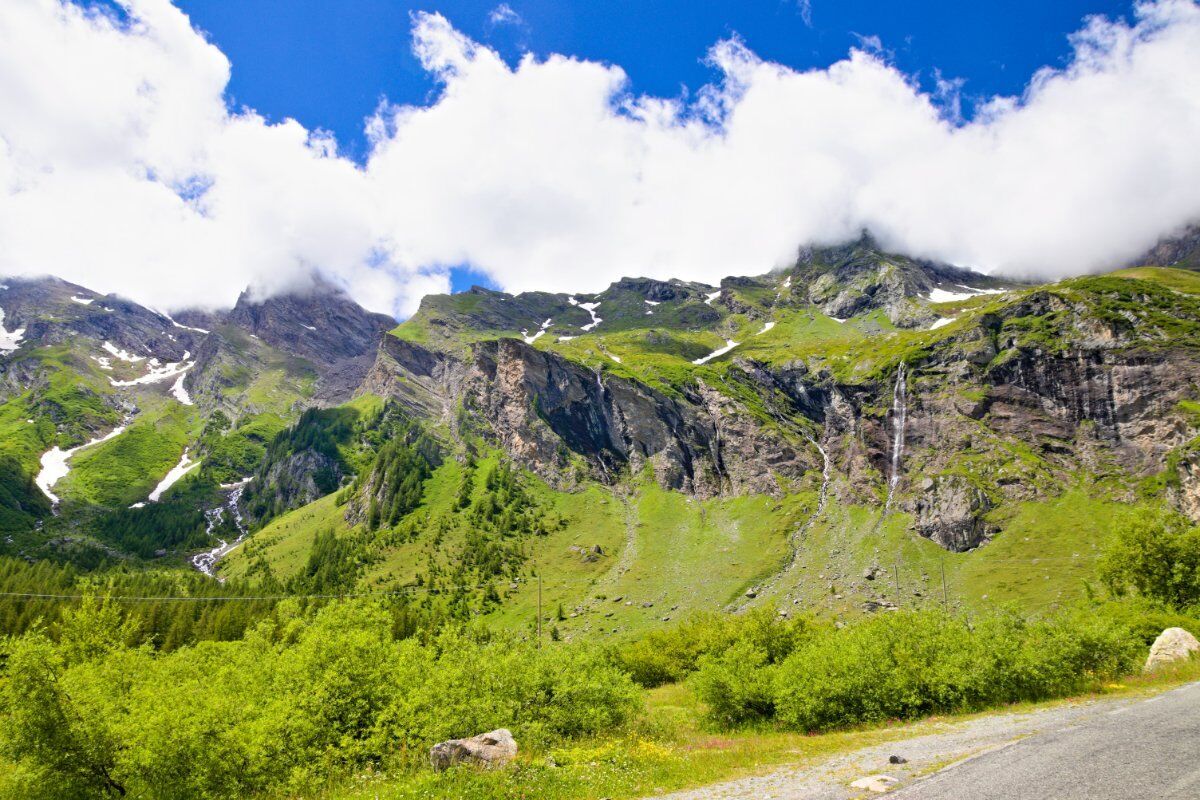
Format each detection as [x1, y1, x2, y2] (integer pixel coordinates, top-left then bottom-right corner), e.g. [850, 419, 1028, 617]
[794, 235, 1014, 328]
[1144, 627, 1200, 672]
[228, 275, 393, 364]
[909, 476, 992, 551]
[1133, 223, 1200, 270]
[464, 338, 776, 496]
[430, 729, 517, 771]
[363, 336, 817, 497]
[242, 449, 343, 526]
[1170, 447, 1200, 523]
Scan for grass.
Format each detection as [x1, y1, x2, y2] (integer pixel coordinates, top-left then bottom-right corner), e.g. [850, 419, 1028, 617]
[220, 458, 1133, 637]
[219, 462, 806, 638]
[733, 482, 1129, 621]
[320, 654, 1200, 800]
[1110, 266, 1200, 295]
[220, 492, 349, 582]
[58, 397, 202, 508]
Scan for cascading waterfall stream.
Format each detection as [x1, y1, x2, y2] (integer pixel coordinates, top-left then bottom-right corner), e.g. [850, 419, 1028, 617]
[191, 480, 251, 579]
[884, 362, 907, 511]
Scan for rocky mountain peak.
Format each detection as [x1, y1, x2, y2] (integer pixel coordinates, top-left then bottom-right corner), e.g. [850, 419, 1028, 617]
[1134, 223, 1200, 270]
[228, 275, 395, 364]
[789, 235, 1016, 327]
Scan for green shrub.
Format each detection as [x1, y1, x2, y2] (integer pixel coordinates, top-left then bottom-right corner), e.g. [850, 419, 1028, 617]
[616, 609, 810, 688]
[691, 640, 781, 727]
[1099, 506, 1200, 610]
[773, 609, 1140, 732]
[0, 599, 641, 799]
[688, 611, 818, 726]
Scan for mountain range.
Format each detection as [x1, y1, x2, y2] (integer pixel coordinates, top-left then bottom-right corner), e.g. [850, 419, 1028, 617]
[4, 229, 1200, 634]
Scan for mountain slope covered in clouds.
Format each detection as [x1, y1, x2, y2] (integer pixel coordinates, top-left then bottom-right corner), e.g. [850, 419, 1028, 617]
[4, 237, 1200, 632]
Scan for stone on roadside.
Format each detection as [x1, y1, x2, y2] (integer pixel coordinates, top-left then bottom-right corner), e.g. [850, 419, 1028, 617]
[430, 729, 517, 771]
[1144, 627, 1200, 672]
[851, 774, 898, 793]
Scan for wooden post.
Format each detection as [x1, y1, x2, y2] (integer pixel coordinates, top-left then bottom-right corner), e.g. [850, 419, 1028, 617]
[894, 560, 901, 607]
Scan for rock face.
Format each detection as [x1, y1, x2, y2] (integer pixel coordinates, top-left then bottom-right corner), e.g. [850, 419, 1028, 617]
[225, 274, 394, 400]
[1133, 223, 1200, 270]
[361, 257, 1200, 554]
[910, 475, 993, 551]
[362, 335, 817, 497]
[429, 729, 518, 771]
[242, 449, 343, 527]
[1144, 627, 1200, 672]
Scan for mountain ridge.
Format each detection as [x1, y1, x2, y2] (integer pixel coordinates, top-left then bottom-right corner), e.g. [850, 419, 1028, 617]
[4, 239, 1200, 631]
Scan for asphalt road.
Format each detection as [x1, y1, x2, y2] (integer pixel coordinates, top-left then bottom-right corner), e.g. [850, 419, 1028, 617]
[652, 682, 1200, 800]
[892, 681, 1200, 800]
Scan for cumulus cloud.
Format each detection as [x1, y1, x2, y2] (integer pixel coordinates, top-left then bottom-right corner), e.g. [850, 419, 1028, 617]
[2, 0, 1200, 317]
[0, 0, 446, 315]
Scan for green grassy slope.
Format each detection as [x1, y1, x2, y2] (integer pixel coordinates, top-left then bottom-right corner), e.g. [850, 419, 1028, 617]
[58, 397, 202, 508]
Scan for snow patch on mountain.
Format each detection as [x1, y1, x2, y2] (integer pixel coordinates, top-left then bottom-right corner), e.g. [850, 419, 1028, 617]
[109, 352, 193, 388]
[157, 311, 210, 334]
[927, 285, 1006, 303]
[170, 372, 193, 405]
[148, 449, 199, 502]
[36, 425, 127, 504]
[522, 318, 552, 344]
[570, 298, 602, 331]
[102, 341, 144, 363]
[693, 339, 739, 365]
[0, 308, 25, 353]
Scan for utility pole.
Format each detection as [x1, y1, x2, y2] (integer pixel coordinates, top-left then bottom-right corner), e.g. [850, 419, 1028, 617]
[941, 558, 949, 611]
[537, 572, 543, 648]
[894, 555, 901, 607]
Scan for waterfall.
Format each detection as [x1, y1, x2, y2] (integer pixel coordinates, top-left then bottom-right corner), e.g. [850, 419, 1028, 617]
[191, 480, 251, 579]
[885, 362, 907, 510]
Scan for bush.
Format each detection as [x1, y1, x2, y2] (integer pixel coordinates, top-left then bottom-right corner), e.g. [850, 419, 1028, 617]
[0, 599, 641, 799]
[691, 640, 780, 727]
[1099, 507, 1200, 610]
[688, 611, 818, 726]
[616, 609, 811, 689]
[773, 609, 1140, 732]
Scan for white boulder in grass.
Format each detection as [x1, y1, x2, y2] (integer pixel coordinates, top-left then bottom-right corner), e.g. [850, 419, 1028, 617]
[1144, 627, 1200, 673]
[430, 728, 517, 771]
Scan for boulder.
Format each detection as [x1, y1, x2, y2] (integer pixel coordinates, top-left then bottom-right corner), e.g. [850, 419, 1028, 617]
[1144, 627, 1200, 672]
[429, 728, 518, 771]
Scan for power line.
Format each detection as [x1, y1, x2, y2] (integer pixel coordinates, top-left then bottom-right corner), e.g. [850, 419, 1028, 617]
[0, 584, 494, 603]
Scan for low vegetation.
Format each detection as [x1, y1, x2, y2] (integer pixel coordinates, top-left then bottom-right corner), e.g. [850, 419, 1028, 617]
[1, 578, 1194, 800]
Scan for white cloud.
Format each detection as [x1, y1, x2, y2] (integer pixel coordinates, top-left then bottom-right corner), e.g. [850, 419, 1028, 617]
[488, 4, 522, 27]
[0, 0, 445, 316]
[2, 0, 1200, 317]
[796, 1, 813, 28]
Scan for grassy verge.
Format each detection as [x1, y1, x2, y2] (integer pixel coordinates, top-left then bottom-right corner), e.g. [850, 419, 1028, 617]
[322, 659, 1200, 800]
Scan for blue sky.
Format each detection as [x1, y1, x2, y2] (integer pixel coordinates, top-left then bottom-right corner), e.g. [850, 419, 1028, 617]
[165, 0, 1135, 294]
[176, 0, 1132, 160]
